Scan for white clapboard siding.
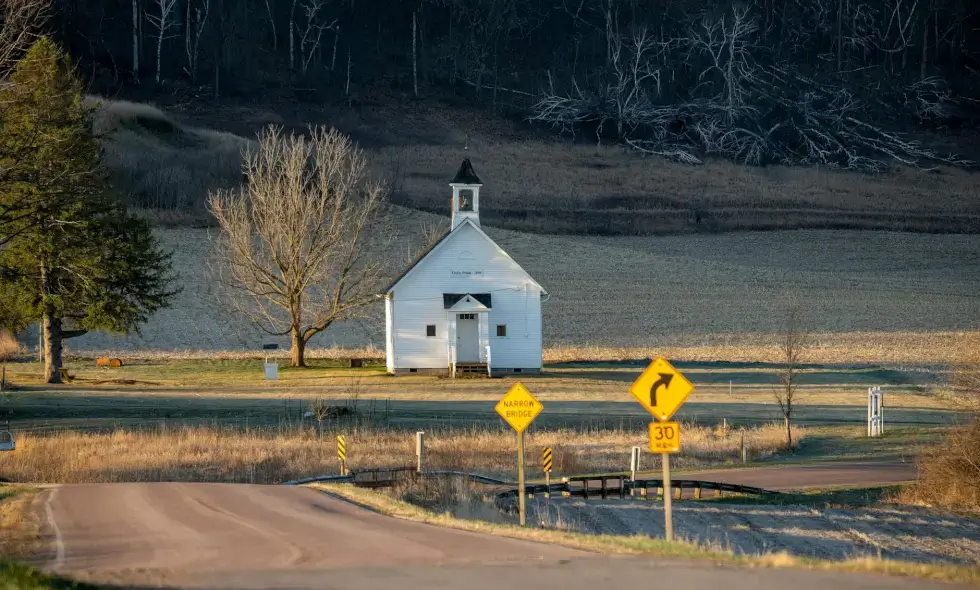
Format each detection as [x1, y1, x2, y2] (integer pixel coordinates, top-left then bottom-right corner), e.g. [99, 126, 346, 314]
[387, 220, 544, 371]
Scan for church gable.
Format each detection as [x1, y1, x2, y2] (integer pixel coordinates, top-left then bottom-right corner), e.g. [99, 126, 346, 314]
[386, 219, 543, 296]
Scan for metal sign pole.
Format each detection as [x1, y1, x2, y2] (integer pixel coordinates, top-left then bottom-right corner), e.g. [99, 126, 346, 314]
[517, 430, 527, 527]
[867, 387, 872, 437]
[662, 452, 673, 542]
[880, 388, 884, 434]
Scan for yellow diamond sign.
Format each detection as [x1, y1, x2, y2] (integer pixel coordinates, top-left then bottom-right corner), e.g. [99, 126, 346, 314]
[629, 357, 695, 422]
[495, 382, 543, 433]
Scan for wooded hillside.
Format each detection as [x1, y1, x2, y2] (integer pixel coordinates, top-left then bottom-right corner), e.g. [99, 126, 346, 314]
[48, 0, 980, 170]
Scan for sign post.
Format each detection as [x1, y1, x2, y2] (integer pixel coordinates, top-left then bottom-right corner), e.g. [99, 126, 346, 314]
[494, 382, 543, 527]
[629, 357, 695, 543]
[416, 431, 425, 473]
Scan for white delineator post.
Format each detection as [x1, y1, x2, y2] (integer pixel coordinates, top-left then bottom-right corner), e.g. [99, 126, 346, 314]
[416, 431, 425, 473]
[630, 446, 641, 495]
[868, 386, 883, 437]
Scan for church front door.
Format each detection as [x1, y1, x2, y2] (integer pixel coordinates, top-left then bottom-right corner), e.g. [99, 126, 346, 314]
[455, 313, 479, 362]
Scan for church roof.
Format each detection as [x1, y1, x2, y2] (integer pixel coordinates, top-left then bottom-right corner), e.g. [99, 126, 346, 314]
[382, 218, 546, 296]
[382, 228, 451, 293]
[451, 158, 482, 185]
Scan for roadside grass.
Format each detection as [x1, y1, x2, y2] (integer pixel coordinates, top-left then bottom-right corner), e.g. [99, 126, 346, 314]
[0, 422, 801, 483]
[0, 561, 100, 590]
[0, 486, 43, 562]
[33, 329, 980, 367]
[310, 483, 980, 585]
[774, 425, 944, 463]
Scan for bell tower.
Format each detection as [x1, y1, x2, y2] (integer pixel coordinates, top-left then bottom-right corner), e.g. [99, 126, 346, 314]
[450, 158, 482, 231]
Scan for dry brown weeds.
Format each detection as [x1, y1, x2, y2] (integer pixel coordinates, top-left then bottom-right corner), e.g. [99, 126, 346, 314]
[0, 422, 801, 484]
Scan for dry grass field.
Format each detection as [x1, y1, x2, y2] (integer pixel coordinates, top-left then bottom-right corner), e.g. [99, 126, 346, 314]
[60, 96, 980, 363]
[33, 215, 980, 364]
[0, 422, 801, 484]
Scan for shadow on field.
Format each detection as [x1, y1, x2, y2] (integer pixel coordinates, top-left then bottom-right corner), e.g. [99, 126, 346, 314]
[4, 394, 963, 432]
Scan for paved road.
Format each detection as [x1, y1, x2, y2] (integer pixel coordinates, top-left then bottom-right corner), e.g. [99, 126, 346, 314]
[679, 460, 917, 490]
[43, 482, 964, 590]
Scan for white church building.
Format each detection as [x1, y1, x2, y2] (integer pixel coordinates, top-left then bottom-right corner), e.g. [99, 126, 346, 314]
[383, 159, 548, 377]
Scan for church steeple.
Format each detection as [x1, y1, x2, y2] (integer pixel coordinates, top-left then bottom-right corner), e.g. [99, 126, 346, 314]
[450, 159, 482, 231]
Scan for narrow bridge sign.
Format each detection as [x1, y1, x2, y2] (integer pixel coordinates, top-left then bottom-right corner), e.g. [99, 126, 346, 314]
[495, 382, 542, 527]
[495, 382, 543, 433]
[629, 356, 695, 422]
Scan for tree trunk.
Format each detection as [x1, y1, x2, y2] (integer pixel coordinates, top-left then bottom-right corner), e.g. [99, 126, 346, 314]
[42, 310, 63, 384]
[836, 0, 843, 70]
[412, 10, 418, 97]
[291, 327, 306, 367]
[133, 0, 140, 82]
[921, 13, 929, 80]
[784, 414, 792, 448]
[264, 0, 277, 49]
[156, 23, 164, 83]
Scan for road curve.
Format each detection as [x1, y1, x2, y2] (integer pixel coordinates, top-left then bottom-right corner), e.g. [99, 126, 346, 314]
[680, 460, 917, 490]
[44, 483, 961, 590]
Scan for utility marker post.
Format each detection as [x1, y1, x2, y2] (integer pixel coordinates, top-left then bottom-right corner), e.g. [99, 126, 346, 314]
[416, 431, 425, 473]
[629, 357, 695, 544]
[494, 382, 543, 528]
[868, 386, 883, 437]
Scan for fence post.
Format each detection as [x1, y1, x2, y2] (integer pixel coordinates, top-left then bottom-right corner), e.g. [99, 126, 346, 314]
[416, 431, 425, 473]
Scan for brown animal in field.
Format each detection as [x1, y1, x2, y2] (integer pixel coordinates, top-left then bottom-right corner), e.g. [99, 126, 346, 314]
[96, 357, 123, 368]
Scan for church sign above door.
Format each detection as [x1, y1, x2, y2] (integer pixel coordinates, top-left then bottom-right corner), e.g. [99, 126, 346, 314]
[450, 269, 484, 277]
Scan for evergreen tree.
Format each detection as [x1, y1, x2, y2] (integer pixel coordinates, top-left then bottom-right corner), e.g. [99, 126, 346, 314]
[0, 37, 177, 383]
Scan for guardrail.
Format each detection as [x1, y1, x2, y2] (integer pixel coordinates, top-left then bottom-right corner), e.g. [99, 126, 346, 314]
[495, 473, 779, 500]
[284, 467, 513, 488]
[287, 468, 779, 500]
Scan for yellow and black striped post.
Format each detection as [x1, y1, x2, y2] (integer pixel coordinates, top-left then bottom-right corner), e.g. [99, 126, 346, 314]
[337, 435, 348, 475]
[543, 447, 553, 497]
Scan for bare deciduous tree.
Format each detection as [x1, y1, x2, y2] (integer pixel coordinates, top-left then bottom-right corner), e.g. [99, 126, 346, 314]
[307, 397, 330, 438]
[0, 0, 48, 74]
[184, 0, 209, 83]
[773, 307, 807, 448]
[291, 0, 335, 74]
[208, 126, 390, 368]
[145, 0, 177, 84]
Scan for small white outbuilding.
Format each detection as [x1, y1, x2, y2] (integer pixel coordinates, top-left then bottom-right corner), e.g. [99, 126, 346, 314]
[383, 159, 548, 377]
